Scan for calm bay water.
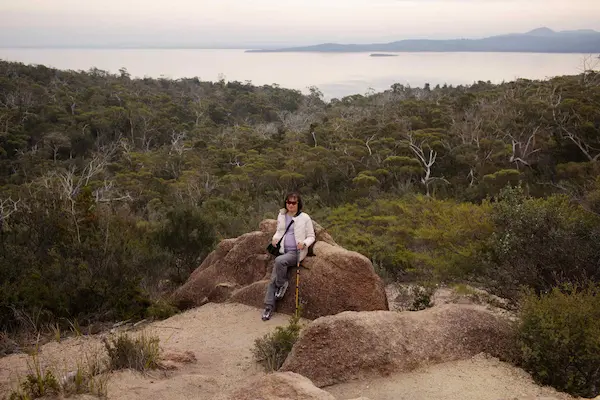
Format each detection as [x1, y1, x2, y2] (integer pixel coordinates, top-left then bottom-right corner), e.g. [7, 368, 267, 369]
[0, 48, 590, 99]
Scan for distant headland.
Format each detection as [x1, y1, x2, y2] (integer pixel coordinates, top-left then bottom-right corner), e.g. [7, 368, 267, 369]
[245, 28, 600, 54]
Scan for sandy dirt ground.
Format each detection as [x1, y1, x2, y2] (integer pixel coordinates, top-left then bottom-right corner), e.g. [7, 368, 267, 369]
[0, 303, 590, 400]
[325, 353, 577, 400]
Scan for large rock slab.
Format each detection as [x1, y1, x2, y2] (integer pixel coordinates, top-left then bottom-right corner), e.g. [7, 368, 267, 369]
[230, 241, 388, 319]
[229, 372, 336, 400]
[228, 372, 372, 400]
[172, 220, 388, 319]
[281, 304, 515, 387]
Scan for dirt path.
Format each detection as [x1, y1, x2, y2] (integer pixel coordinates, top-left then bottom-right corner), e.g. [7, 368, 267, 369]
[107, 302, 292, 400]
[0, 303, 586, 400]
[0, 303, 286, 400]
[325, 353, 576, 400]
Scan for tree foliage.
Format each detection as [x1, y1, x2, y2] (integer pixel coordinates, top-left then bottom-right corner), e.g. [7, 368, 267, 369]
[0, 59, 599, 340]
[479, 185, 600, 300]
[322, 195, 492, 281]
[518, 283, 600, 398]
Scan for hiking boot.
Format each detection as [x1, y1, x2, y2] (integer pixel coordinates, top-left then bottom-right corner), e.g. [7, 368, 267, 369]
[261, 305, 273, 321]
[275, 280, 289, 299]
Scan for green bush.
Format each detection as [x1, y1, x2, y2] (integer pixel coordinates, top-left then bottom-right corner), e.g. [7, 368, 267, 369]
[154, 205, 217, 284]
[10, 366, 59, 400]
[517, 284, 600, 398]
[479, 185, 600, 300]
[103, 332, 160, 372]
[408, 285, 434, 311]
[145, 299, 179, 320]
[252, 316, 302, 371]
[0, 188, 169, 333]
[323, 195, 492, 281]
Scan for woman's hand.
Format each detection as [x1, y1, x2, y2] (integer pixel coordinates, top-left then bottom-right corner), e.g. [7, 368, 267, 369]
[297, 242, 305, 250]
[272, 239, 278, 246]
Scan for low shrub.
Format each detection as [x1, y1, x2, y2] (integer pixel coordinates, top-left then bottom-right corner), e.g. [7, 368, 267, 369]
[479, 185, 600, 300]
[103, 332, 160, 372]
[10, 362, 59, 400]
[252, 316, 302, 371]
[8, 347, 108, 399]
[408, 285, 435, 311]
[145, 299, 179, 320]
[517, 283, 600, 398]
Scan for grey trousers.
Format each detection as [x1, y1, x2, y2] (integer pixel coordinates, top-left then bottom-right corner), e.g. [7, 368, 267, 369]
[264, 251, 298, 307]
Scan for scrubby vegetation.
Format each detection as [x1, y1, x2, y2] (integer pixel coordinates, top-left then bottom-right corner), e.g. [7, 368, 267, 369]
[103, 332, 161, 372]
[9, 344, 109, 399]
[252, 316, 303, 371]
[1, 58, 599, 396]
[8, 331, 161, 399]
[517, 284, 600, 398]
[478, 186, 600, 301]
[325, 195, 493, 282]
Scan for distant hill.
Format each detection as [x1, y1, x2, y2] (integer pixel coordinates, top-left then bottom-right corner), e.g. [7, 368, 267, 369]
[246, 28, 600, 53]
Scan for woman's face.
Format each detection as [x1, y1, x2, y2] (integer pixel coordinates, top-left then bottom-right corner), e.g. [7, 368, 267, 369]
[285, 196, 299, 213]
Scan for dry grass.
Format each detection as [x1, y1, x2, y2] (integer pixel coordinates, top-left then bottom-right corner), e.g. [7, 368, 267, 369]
[103, 331, 161, 372]
[8, 341, 109, 399]
[7, 330, 162, 399]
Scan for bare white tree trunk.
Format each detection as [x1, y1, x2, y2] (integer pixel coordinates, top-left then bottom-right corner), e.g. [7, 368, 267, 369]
[508, 127, 542, 169]
[170, 131, 188, 156]
[0, 197, 20, 230]
[550, 87, 600, 161]
[407, 134, 449, 196]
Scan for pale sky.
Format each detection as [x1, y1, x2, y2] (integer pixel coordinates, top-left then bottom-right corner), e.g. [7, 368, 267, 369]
[0, 0, 599, 47]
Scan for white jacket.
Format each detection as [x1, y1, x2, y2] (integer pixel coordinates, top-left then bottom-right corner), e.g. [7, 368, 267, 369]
[272, 209, 316, 261]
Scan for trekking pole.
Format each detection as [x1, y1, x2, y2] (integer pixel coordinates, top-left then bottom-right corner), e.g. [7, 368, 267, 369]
[295, 250, 300, 318]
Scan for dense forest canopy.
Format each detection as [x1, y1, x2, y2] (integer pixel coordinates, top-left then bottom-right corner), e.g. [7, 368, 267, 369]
[0, 58, 599, 333]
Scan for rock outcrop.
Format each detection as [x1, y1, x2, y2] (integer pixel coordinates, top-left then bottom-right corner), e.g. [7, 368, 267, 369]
[229, 372, 336, 400]
[229, 372, 371, 400]
[172, 219, 389, 319]
[281, 303, 516, 387]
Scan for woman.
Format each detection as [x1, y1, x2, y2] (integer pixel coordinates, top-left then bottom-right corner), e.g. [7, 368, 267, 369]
[262, 192, 315, 321]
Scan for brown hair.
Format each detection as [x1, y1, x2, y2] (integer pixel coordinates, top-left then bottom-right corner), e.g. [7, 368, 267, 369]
[283, 192, 303, 214]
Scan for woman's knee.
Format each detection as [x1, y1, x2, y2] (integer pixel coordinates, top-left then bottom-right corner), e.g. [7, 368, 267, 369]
[275, 255, 287, 267]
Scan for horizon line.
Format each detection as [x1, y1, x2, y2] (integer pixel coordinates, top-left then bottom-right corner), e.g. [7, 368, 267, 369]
[1, 26, 598, 50]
